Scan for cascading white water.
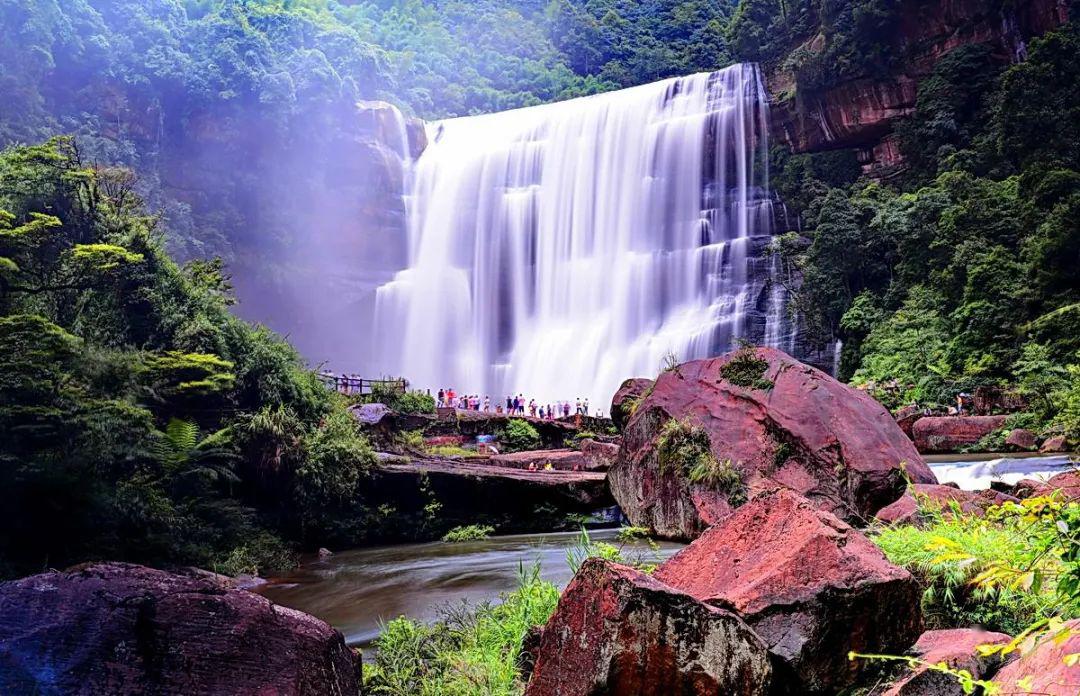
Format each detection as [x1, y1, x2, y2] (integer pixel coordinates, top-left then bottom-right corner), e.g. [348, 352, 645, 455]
[374, 64, 788, 408]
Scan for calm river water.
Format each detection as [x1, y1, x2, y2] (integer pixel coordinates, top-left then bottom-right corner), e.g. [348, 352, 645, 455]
[260, 454, 1073, 649]
[258, 529, 684, 648]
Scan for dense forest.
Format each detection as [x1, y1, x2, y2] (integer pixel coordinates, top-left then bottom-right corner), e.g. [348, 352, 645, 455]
[0, 136, 387, 578]
[770, 16, 1080, 443]
[0, 0, 737, 263]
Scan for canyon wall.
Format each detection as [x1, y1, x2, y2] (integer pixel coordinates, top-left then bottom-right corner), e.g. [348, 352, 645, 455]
[767, 0, 1070, 174]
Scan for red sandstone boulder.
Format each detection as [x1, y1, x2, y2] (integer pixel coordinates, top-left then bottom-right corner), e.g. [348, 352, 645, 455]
[1005, 428, 1038, 451]
[524, 558, 772, 696]
[608, 347, 934, 539]
[0, 562, 360, 696]
[876, 484, 1019, 525]
[912, 415, 1007, 453]
[610, 377, 653, 432]
[881, 629, 1011, 696]
[1045, 471, 1080, 501]
[874, 491, 921, 525]
[1041, 434, 1070, 453]
[578, 438, 620, 471]
[894, 404, 922, 440]
[654, 489, 922, 694]
[1013, 478, 1053, 499]
[993, 619, 1080, 695]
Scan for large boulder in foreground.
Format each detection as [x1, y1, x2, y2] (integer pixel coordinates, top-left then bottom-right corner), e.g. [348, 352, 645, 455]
[881, 629, 1011, 696]
[0, 562, 360, 696]
[654, 489, 923, 694]
[524, 558, 772, 696]
[993, 619, 1080, 695]
[609, 347, 934, 539]
[912, 415, 1007, 453]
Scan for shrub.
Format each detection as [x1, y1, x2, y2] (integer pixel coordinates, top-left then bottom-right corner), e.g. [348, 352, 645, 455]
[565, 527, 662, 575]
[211, 530, 297, 577]
[395, 390, 437, 415]
[501, 419, 540, 453]
[396, 429, 425, 452]
[442, 525, 495, 543]
[363, 383, 436, 415]
[657, 418, 746, 506]
[719, 347, 773, 390]
[687, 457, 748, 506]
[871, 498, 1060, 634]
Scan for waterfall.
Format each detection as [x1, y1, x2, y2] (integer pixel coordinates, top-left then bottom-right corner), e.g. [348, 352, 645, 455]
[374, 64, 789, 408]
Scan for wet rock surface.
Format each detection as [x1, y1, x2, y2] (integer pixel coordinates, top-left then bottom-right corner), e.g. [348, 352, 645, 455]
[992, 618, 1080, 695]
[876, 484, 1019, 525]
[610, 377, 653, 432]
[767, 0, 1069, 173]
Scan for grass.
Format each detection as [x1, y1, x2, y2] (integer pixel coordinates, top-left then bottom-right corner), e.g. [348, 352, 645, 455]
[657, 418, 746, 506]
[565, 527, 662, 575]
[367, 529, 667, 694]
[687, 457, 747, 506]
[365, 564, 560, 696]
[442, 525, 495, 543]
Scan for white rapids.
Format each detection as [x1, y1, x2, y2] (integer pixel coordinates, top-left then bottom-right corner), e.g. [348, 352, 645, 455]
[373, 64, 793, 407]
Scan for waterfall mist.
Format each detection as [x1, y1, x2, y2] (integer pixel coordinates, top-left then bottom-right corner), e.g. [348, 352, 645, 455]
[374, 64, 794, 408]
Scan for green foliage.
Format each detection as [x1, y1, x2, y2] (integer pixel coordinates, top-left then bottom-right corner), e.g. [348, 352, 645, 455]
[565, 527, 662, 575]
[615, 526, 653, 542]
[657, 418, 746, 506]
[872, 496, 1063, 634]
[774, 21, 1080, 397]
[366, 564, 560, 696]
[873, 492, 1080, 694]
[501, 419, 541, 453]
[687, 457, 747, 506]
[718, 346, 773, 389]
[727, 0, 900, 95]
[361, 383, 436, 415]
[0, 0, 745, 275]
[442, 525, 495, 543]
[210, 530, 298, 577]
[0, 138, 380, 577]
[396, 429, 426, 452]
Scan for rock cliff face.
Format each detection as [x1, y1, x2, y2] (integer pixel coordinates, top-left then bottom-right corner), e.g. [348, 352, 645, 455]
[768, 0, 1070, 173]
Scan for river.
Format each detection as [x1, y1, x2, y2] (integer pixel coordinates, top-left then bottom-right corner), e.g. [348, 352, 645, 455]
[260, 453, 1073, 649]
[928, 452, 1075, 489]
[258, 528, 685, 648]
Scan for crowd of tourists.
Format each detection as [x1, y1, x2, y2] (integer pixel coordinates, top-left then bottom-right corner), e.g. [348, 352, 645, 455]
[436, 388, 592, 419]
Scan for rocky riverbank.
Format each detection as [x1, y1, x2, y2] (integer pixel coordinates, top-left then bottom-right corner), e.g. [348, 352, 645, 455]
[4, 347, 1077, 695]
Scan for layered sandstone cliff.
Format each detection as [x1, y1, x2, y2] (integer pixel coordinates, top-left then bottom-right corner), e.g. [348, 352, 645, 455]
[768, 0, 1070, 173]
